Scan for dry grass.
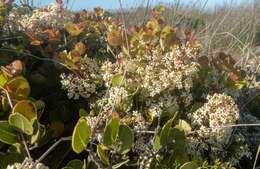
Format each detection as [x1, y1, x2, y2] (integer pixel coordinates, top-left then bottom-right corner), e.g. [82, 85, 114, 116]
[110, 0, 260, 80]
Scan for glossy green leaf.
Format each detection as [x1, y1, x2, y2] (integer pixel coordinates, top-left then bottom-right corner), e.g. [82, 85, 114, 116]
[97, 144, 109, 166]
[9, 113, 34, 135]
[103, 117, 119, 147]
[111, 74, 124, 87]
[0, 121, 19, 145]
[118, 124, 133, 154]
[0, 72, 8, 87]
[72, 117, 90, 154]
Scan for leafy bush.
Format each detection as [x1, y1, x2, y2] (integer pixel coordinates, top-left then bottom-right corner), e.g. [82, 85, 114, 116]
[0, 1, 259, 169]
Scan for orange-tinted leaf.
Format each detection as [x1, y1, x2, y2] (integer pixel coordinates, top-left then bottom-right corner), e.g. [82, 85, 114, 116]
[26, 32, 43, 46]
[65, 23, 84, 36]
[111, 112, 120, 119]
[57, 51, 80, 70]
[43, 28, 60, 43]
[141, 29, 155, 42]
[69, 50, 81, 63]
[190, 40, 202, 48]
[229, 71, 241, 81]
[12, 100, 37, 120]
[146, 20, 160, 34]
[30, 40, 43, 46]
[73, 41, 86, 55]
[160, 26, 177, 50]
[107, 30, 123, 47]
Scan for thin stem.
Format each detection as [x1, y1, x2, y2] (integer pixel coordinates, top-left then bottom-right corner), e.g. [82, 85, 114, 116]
[37, 136, 72, 163]
[0, 48, 67, 68]
[135, 130, 156, 134]
[253, 145, 260, 169]
[118, 0, 130, 54]
[86, 148, 105, 169]
[21, 134, 32, 159]
[0, 86, 14, 108]
[187, 123, 260, 135]
[30, 136, 72, 169]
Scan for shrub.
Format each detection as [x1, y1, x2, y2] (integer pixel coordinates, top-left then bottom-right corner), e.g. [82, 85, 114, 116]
[0, 2, 258, 169]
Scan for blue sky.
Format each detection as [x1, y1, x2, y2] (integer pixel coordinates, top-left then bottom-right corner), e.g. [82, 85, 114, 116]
[15, 0, 251, 10]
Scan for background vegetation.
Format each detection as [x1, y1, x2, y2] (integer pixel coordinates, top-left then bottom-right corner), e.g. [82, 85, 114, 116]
[0, 0, 259, 169]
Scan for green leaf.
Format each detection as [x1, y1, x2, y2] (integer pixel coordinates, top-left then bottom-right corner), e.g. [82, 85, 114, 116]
[118, 124, 133, 154]
[0, 121, 19, 144]
[160, 115, 177, 147]
[1, 96, 10, 112]
[0, 72, 8, 87]
[12, 100, 37, 121]
[176, 120, 192, 132]
[79, 108, 88, 117]
[72, 117, 91, 154]
[103, 117, 119, 147]
[4, 76, 30, 100]
[9, 113, 34, 135]
[30, 121, 43, 144]
[97, 144, 109, 166]
[112, 159, 130, 169]
[171, 127, 188, 163]
[179, 161, 198, 169]
[153, 135, 162, 152]
[66, 159, 84, 169]
[233, 80, 247, 90]
[111, 74, 124, 87]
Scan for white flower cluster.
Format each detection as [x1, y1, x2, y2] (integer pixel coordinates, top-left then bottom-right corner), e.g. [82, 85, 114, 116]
[102, 45, 200, 98]
[187, 93, 251, 164]
[60, 56, 101, 99]
[189, 93, 239, 143]
[7, 3, 72, 30]
[137, 47, 199, 97]
[85, 114, 107, 142]
[106, 86, 129, 109]
[6, 158, 48, 169]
